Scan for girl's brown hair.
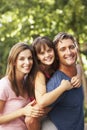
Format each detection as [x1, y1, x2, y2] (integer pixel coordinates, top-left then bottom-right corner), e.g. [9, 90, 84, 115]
[32, 36, 58, 82]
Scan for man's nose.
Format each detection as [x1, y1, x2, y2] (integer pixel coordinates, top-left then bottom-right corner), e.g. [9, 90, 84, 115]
[66, 48, 71, 54]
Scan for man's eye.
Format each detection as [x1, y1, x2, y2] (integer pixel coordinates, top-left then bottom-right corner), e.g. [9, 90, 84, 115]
[60, 48, 66, 51]
[70, 45, 75, 49]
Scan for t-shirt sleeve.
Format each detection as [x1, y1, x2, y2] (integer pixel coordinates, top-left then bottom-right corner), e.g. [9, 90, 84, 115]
[46, 71, 63, 107]
[0, 79, 8, 101]
[46, 73, 60, 92]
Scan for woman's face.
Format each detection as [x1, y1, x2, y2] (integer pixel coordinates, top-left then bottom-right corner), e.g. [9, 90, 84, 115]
[15, 49, 33, 75]
[37, 44, 55, 66]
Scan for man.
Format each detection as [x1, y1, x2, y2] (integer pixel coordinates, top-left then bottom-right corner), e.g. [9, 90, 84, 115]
[46, 32, 84, 130]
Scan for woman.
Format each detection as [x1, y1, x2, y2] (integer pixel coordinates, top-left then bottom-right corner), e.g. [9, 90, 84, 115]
[26, 36, 81, 130]
[0, 42, 45, 130]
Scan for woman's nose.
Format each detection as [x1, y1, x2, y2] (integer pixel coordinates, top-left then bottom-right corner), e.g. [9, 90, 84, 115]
[25, 59, 29, 64]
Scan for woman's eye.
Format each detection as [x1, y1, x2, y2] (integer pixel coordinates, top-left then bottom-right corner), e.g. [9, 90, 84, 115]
[18, 57, 25, 61]
[28, 57, 33, 60]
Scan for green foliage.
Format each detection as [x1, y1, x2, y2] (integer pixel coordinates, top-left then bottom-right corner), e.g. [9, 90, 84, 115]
[85, 105, 87, 122]
[0, 0, 87, 77]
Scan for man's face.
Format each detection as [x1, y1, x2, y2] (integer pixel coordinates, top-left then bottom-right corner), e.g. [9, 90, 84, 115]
[56, 39, 78, 67]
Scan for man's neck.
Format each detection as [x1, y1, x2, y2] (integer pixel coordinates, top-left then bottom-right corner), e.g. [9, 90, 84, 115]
[59, 64, 77, 78]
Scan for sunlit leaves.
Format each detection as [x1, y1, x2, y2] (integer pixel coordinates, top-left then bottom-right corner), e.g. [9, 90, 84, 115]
[0, 0, 87, 77]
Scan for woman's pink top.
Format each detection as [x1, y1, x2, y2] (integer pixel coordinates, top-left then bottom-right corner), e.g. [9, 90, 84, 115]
[0, 76, 31, 130]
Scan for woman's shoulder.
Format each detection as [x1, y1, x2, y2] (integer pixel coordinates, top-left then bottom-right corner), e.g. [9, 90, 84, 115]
[0, 76, 11, 89]
[0, 76, 9, 82]
[0, 76, 12, 100]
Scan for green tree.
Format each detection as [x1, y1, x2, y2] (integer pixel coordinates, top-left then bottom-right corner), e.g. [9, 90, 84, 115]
[0, 0, 87, 99]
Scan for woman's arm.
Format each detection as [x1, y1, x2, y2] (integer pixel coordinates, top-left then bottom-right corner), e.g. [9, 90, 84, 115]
[76, 64, 82, 76]
[71, 64, 82, 88]
[35, 71, 72, 108]
[0, 100, 44, 124]
[0, 100, 5, 112]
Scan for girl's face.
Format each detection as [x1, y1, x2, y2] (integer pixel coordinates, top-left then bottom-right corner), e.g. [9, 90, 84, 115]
[37, 44, 55, 66]
[15, 49, 33, 76]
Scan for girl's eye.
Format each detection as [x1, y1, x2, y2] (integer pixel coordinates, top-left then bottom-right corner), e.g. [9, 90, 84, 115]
[47, 48, 53, 52]
[39, 51, 44, 55]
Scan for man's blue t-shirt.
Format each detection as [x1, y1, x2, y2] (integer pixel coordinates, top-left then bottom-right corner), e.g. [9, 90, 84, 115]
[46, 70, 84, 130]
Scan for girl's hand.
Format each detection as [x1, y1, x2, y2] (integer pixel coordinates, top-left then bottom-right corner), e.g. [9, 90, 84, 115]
[22, 100, 45, 117]
[71, 75, 81, 88]
[60, 79, 73, 91]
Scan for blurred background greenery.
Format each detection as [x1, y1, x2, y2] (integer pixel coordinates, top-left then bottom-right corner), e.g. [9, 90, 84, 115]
[0, 0, 87, 121]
